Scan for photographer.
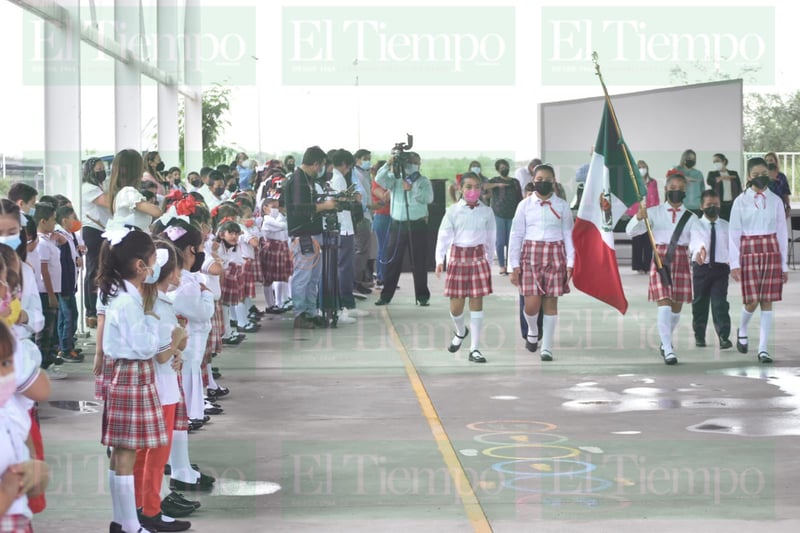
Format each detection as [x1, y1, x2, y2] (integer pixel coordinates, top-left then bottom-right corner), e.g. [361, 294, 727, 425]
[374, 151, 434, 306]
[286, 146, 337, 329]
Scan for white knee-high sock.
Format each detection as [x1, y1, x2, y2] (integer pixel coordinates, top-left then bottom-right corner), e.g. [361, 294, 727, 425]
[658, 305, 673, 353]
[739, 308, 754, 337]
[670, 312, 681, 334]
[759, 310, 773, 353]
[169, 431, 200, 484]
[450, 312, 466, 347]
[263, 284, 276, 308]
[115, 475, 139, 533]
[235, 303, 249, 326]
[469, 311, 483, 351]
[108, 470, 119, 522]
[276, 282, 289, 307]
[524, 311, 539, 341]
[222, 305, 233, 338]
[207, 366, 219, 390]
[542, 314, 557, 353]
[244, 296, 254, 312]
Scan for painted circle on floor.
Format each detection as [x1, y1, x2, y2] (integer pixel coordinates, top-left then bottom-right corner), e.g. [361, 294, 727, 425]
[482, 444, 581, 461]
[491, 459, 595, 478]
[474, 431, 568, 446]
[467, 420, 557, 433]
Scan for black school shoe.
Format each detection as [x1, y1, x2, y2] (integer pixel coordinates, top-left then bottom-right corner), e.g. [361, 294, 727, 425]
[468, 350, 487, 363]
[207, 386, 230, 400]
[170, 476, 214, 492]
[165, 490, 201, 510]
[139, 512, 191, 532]
[160, 496, 196, 518]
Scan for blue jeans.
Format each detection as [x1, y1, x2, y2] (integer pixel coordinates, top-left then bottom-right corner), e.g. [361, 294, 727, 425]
[338, 234, 356, 309]
[290, 235, 323, 318]
[372, 214, 391, 282]
[57, 294, 78, 351]
[495, 216, 513, 268]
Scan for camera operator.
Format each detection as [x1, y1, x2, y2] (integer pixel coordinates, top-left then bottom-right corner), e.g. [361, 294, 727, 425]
[374, 151, 434, 306]
[286, 145, 337, 329]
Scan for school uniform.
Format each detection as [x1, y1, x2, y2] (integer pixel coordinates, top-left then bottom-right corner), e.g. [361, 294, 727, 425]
[101, 280, 166, 450]
[0, 404, 33, 531]
[35, 232, 61, 365]
[689, 215, 732, 345]
[435, 199, 496, 298]
[261, 210, 292, 310]
[200, 242, 225, 355]
[219, 242, 244, 307]
[238, 222, 259, 300]
[111, 186, 152, 232]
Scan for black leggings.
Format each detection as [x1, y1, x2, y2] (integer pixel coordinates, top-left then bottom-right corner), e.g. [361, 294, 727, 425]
[82, 226, 103, 318]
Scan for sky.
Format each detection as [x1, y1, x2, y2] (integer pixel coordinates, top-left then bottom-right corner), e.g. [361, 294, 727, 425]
[1, 0, 799, 164]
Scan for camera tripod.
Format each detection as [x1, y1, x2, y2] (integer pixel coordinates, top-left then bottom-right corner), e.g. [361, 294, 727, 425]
[318, 211, 341, 328]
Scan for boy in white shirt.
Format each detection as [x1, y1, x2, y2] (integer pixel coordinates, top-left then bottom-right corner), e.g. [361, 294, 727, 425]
[33, 203, 62, 368]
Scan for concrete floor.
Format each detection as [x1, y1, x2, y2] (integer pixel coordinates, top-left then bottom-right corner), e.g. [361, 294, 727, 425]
[32, 265, 800, 532]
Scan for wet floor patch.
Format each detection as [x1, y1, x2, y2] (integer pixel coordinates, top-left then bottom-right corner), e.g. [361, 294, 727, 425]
[47, 400, 101, 413]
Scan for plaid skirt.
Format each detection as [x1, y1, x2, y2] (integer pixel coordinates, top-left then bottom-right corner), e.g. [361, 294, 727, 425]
[648, 244, 692, 303]
[444, 245, 492, 298]
[253, 239, 265, 282]
[519, 240, 570, 297]
[740, 234, 783, 303]
[205, 300, 224, 354]
[102, 359, 168, 450]
[0, 515, 32, 533]
[260, 238, 292, 284]
[242, 258, 257, 299]
[174, 373, 189, 431]
[94, 354, 115, 401]
[220, 263, 244, 305]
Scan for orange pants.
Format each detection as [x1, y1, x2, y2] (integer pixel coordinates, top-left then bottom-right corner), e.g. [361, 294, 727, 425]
[134, 403, 176, 516]
[28, 407, 46, 513]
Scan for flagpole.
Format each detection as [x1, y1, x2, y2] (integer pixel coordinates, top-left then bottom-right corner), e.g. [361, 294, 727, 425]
[591, 51, 670, 284]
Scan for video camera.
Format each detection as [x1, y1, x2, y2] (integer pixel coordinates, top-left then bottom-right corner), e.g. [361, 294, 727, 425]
[316, 183, 361, 231]
[391, 133, 415, 183]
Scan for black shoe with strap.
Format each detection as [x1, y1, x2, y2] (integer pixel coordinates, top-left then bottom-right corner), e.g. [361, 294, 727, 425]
[540, 350, 553, 362]
[468, 350, 487, 363]
[525, 336, 538, 353]
[447, 327, 469, 353]
[757, 351, 773, 364]
[139, 512, 191, 532]
[736, 328, 748, 354]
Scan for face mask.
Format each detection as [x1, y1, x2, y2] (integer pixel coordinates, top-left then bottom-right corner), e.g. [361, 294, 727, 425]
[405, 164, 420, 175]
[95, 170, 107, 182]
[156, 161, 165, 172]
[214, 187, 225, 197]
[534, 181, 554, 196]
[470, 166, 481, 174]
[2, 298, 21, 327]
[287, 163, 295, 172]
[68, 220, 82, 233]
[713, 162, 723, 171]
[685, 159, 696, 168]
[499, 168, 509, 177]
[751, 174, 770, 190]
[28, 207, 35, 216]
[703, 206, 720, 219]
[144, 261, 161, 284]
[667, 190, 686, 204]
[0, 233, 22, 250]
[191, 251, 206, 273]
[190, 179, 202, 188]
[0, 371, 15, 408]
[0, 289, 11, 319]
[639, 167, 648, 176]
[269, 207, 279, 218]
[227, 184, 237, 193]
[361, 161, 372, 171]
[317, 165, 327, 179]
[463, 189, 481, 204]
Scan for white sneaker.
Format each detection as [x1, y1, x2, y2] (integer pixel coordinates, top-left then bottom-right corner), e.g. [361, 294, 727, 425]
[337, 310, 357, 324]
[348, 308, 369, 318]
[46, 367, 68, 380]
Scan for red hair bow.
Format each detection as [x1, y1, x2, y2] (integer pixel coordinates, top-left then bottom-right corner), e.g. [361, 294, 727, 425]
[211, 205, 220, 218]
[176, 195, 197, 216]
[165, 189, 184, 203]
[219, 216, 234, 225]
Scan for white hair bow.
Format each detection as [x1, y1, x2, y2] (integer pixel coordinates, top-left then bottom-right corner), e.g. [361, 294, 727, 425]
[156, 248, 170, 268]
[157, 205, 190, 228]
[101, 225, 133, 246]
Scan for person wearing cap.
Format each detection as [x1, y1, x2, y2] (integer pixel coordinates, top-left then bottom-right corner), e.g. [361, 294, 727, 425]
[627, 168, 698, 365]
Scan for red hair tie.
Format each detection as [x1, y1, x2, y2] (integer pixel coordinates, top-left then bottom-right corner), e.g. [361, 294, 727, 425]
[165, 189, 184, 202]
[211, 205, 220, 218]
[219, 216, 234, 225]
[176, 196, 197, 216]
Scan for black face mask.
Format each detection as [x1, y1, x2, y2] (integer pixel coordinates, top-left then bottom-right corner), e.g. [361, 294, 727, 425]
[213, 187, 225, 197]
[227, 184, 238, 193]
[534, 181, 554, 196]
[751, 174, 770, 190]
[667, 190, 686, 204]
[499, 168, 509, 177]
[767, 163, 778, 171]
[156, 161, 165, 172]
[286, 164, 295, 172]
[190, 250, 205, 273]
[703, 206, 720, 219]
[685, 159, 696, 168]
[190, 179, 202, 188]
[95, 170, 106, 182]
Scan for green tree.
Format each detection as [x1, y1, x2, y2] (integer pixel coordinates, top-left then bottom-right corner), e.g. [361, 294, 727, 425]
[179, 84, 234, 168]
[744, 91, 800, 152]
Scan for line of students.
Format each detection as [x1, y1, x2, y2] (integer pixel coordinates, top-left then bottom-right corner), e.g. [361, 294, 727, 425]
[436, 160, 788, 365]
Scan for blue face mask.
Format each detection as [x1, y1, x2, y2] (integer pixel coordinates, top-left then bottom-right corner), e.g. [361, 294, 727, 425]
[0, 233, 21, 250]
[144, 261, 161, 285]
[405, 164, 420, 175]
[361, 160, 372, 171]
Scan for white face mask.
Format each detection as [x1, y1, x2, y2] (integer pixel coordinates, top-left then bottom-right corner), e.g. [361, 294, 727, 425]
[639, 167, 648, 176]
[470, 166, 481, 174]
[361, 160, 372, 171]
[405, 164, 420, 175]
[0, 371, 15, 408]
[713, 161, 723, 171]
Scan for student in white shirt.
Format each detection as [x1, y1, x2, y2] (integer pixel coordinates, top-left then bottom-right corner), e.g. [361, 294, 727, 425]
[689, 190, 732, 350]
[33, 203, 61, 368]
[509, 164, 574, 362]
[729, 157, 789, 364]
[435, 173, 496, 363]
[107, 149, 162, 232]
[260, 197, 292, 312]
[627, 170, 698, 365]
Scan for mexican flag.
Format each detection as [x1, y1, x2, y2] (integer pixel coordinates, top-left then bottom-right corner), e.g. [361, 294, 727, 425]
[572, 102, 646, 315]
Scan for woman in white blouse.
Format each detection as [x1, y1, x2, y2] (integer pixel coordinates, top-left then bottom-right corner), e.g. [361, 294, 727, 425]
[107, 149, 162, 232]
[508, 164, 574, 362]
[729, 157, 789, 363]
[435, 173, 496, 363]
[81, 157, 111, 328]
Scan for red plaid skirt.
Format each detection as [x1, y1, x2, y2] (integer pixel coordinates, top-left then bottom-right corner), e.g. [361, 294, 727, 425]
[740, 234, 783, 303]
[260, 238, 292, 284]
[174, 373, 189, 431]
[220, 263, 244, 305]
[519, 240, 570, 297]
[0, 515, 32, 533]
[242, 258, 257, 299]
[205, 300, 224, 355]
[649, 244, 692, 303]
[253, 239, 265, 282]
[94, 354, 115, 401]
[444, 245, 492, 298]
[102, 359, 168, 450]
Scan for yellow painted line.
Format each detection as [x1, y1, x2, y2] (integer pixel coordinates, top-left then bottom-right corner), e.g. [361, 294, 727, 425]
[381, 309, 493, 533]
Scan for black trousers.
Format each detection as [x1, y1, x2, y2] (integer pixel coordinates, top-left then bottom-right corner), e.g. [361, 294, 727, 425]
[82, 226, 104, 318]
[380, 219, 430, 302]
[631, 233, 653, 272]
[691, 263, 731, 341]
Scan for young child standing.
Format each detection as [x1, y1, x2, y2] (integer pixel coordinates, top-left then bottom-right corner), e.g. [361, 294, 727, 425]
[218, 220, 248, 344]
[97, 227, 181, 533]
[260, 196, 292, 313]
[435, 173, 496, 363]
[54, 205, 83, 363]
[33, 203, 62, 369]
[729, 157, 789, 363]
[626, 170, 699, 365]
[509, 164, 574, 362]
